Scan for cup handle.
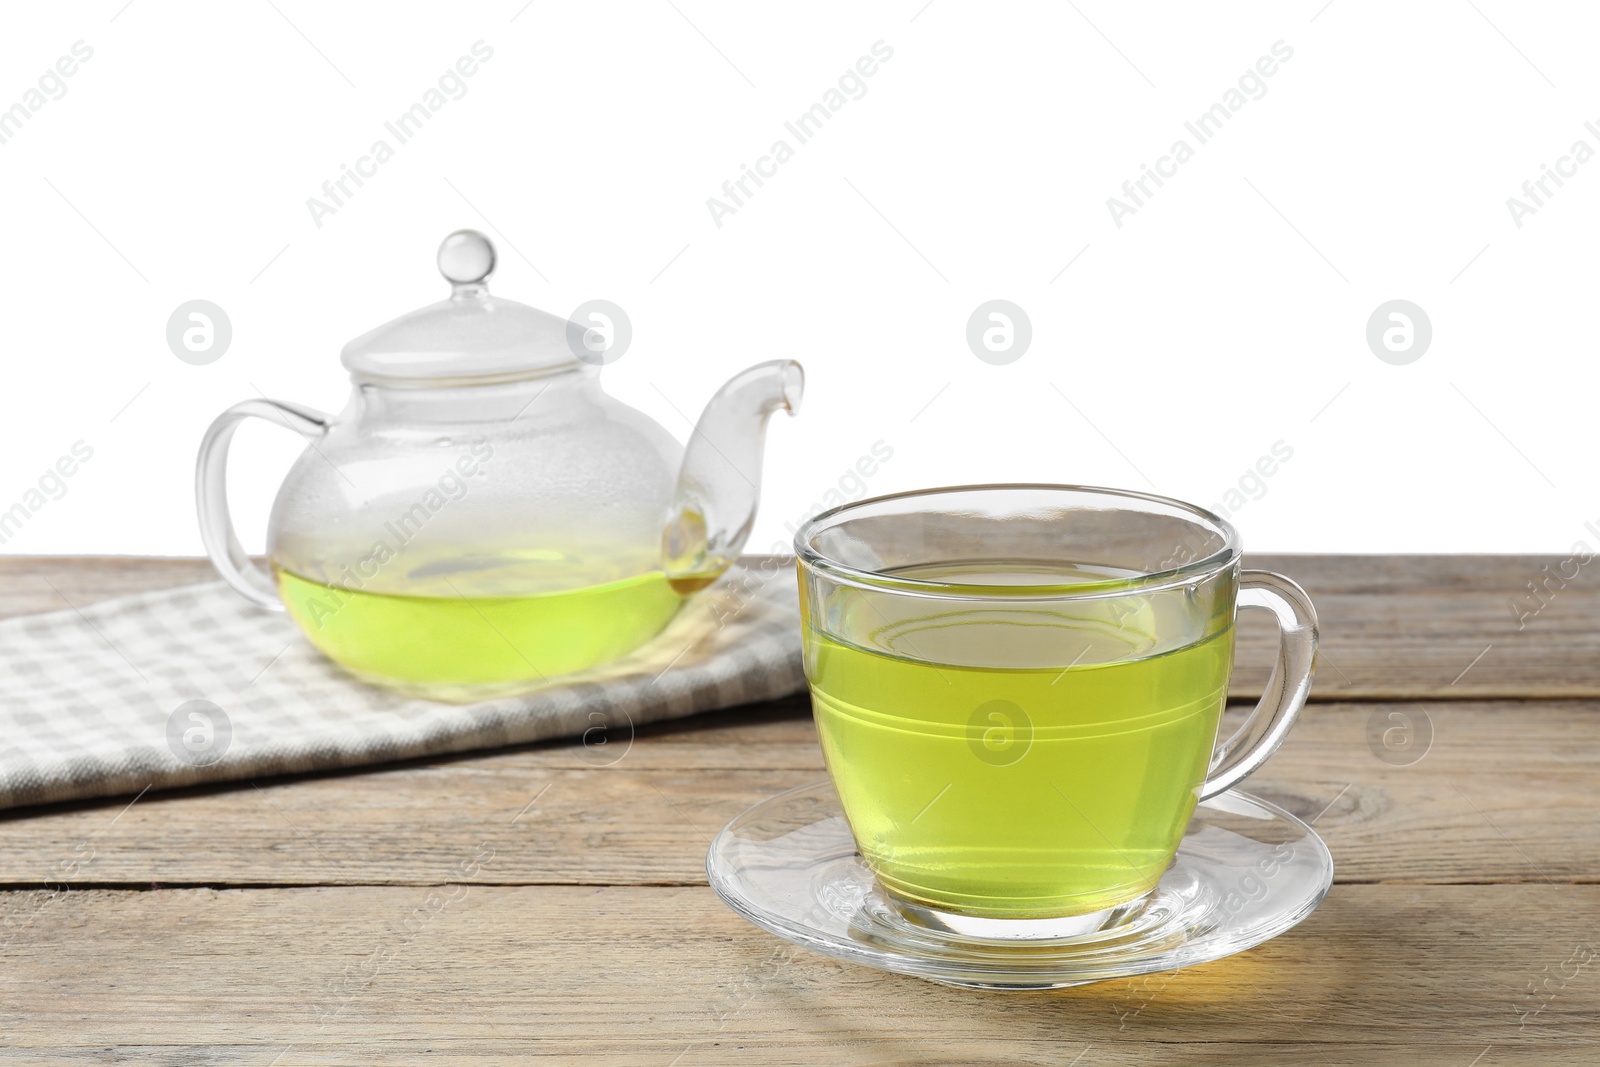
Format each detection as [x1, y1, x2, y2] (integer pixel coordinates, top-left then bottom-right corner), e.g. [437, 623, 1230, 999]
[195, 399, 331, 611]
[1199, 570, 1319, 801]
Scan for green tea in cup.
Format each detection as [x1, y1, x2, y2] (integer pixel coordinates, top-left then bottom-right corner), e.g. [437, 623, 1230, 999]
[795, 487, 1316, 938]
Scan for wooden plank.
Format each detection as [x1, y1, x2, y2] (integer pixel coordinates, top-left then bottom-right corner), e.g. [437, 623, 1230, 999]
[0, 883, 1594, 1063]
[2, 554, 1595, 699]
[0, 556, 215, 617]
[1237, 553, 1600, 701]
[1, 700, 1594, 888]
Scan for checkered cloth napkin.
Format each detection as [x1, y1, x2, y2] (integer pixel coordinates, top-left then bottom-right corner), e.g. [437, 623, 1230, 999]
[0, 558, 804, 811]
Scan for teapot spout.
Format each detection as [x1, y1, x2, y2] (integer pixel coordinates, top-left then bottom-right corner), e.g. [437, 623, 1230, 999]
[663, 360, 803, 592]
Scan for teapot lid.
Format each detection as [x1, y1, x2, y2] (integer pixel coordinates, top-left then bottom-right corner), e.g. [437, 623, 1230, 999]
[340, 230, 583, 385]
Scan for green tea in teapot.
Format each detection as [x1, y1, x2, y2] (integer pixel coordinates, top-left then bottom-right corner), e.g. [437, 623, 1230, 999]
[277, 566, 687, 686]
[195, 229, 800, 691]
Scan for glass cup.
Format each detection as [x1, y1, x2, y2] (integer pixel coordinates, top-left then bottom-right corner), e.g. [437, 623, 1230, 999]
[794, 485, 1318, 940]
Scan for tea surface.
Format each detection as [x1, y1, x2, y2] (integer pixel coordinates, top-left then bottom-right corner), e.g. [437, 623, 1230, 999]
[278, 567, 684, 686]
[806, 561, 1232, 919]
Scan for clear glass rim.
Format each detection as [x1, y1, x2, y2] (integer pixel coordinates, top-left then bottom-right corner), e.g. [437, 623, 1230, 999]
[348, 360, 594, 390]
[793, 483, 1241, 601]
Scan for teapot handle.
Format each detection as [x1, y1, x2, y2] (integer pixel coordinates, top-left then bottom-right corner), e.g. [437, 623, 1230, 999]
[195, 399, 332, 611]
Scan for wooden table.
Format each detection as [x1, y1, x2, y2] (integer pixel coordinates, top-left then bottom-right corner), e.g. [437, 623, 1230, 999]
[1, 555, 1596, 1064]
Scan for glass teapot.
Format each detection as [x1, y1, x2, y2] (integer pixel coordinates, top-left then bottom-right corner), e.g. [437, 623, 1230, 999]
[196, 229, 802, 694]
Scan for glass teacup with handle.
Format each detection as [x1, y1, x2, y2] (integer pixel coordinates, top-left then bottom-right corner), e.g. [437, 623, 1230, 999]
[794, 484, 1317, 938]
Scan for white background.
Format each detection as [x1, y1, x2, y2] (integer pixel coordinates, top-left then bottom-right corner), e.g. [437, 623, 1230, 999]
[1, 0, 1595, 558]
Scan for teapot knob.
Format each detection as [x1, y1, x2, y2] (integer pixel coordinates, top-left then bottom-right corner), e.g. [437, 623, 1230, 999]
[437, 229, 496, 290]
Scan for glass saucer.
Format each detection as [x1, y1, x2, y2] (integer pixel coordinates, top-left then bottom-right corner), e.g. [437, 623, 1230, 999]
[706, 780, 1334, 990]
